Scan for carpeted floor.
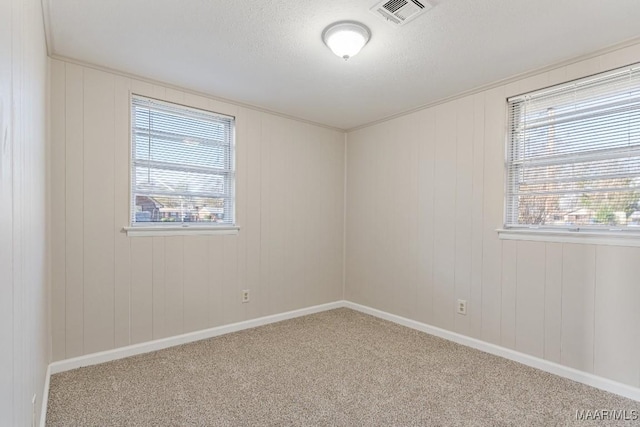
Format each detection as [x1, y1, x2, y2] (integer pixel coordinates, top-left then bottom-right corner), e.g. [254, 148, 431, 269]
[47, 308, 640, 426]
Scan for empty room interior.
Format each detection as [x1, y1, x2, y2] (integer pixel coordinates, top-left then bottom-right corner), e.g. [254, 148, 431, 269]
[4, 0, 640, 425]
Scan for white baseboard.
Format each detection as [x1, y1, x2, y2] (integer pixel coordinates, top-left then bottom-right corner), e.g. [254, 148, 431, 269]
[39, 364, 50, 427]
[40, 298, 639, 427]
[49, 301, 343, 375]
[344, 301, 640, 402]
[40, 301, 345, 427]
[39, 300, 343, 426]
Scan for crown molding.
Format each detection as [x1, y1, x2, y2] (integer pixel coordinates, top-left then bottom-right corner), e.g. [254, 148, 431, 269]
[48, 53, 345, 133]
[346, 35, 640, 133]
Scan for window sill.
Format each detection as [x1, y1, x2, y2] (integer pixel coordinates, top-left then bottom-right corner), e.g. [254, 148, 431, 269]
[497, 228, 640, 248]
[123, 225, 240, 237]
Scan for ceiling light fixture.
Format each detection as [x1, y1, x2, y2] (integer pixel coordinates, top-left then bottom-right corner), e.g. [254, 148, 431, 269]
[322, 21, 371, 61]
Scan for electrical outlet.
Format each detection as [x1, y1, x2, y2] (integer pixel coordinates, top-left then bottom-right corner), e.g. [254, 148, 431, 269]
[457, 299, 467, 315]
[242, 289, 250, 303]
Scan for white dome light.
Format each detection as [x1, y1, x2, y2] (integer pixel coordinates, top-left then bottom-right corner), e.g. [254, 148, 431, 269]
[322, 21, 371, 61]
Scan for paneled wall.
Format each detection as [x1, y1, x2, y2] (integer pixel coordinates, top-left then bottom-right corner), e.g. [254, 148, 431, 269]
[0, 0, 50, 424]
[50, 60, 345, 360]
[346, 42, 640, 388]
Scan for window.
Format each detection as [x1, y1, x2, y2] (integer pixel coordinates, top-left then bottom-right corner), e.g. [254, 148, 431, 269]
[505, 64, 640, 233]
[130, 95, 235, 228]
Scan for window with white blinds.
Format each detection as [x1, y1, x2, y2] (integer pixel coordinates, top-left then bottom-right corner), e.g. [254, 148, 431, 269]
[131, 95, 235, 226]
[506, 63, 640, 232]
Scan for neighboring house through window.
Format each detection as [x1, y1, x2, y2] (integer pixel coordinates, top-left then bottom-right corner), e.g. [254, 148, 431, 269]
[130, 95, 235, 227]
[505, 63, 640, 232]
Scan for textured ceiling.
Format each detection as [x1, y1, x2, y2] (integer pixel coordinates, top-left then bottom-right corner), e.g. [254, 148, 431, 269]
[46, 0, 640, 129]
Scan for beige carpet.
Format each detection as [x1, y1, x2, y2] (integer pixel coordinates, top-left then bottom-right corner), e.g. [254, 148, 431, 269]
[47, 308, 640, 426]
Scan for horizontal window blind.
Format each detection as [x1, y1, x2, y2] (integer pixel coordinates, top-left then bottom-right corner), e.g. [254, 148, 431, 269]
[506, 63, 640, 231]
[131, 95, 235, 226]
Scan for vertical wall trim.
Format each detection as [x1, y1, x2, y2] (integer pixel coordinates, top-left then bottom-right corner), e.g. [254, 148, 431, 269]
[542, 243, 547, 357]
[38, 365, 50, 427]
[81, 66, 85, 355]
[559, 243, 564, 361]
[45, 55, 53, 366]
[112, 75, 116, 349]
[40, 0, 52, 55]
[592, 246, 598, 375]
[63, 61, 67, 357]
[452, 101, 459, 321]
[111, 79, 118, 347]
[342, 132, 347, 300]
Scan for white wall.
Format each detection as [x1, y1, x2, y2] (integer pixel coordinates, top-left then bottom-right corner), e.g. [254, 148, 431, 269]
[346, 42, 640, 388]
[0, 0, 50, 424]
[50, 60, 345, 360]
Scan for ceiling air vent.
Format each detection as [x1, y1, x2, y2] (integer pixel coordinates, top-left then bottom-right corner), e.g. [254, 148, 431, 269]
[370, 0, 433, 26]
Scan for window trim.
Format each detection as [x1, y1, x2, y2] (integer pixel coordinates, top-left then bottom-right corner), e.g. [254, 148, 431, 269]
[127, 93, 237, 236]
[123, 224, 239, 237]
[501, 62, 640, 246]
[497, 227, 640, 247]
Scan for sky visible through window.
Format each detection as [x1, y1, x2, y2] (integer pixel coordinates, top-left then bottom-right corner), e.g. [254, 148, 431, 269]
[131, 97, 234, 225]
[507, 71, 640, 230]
